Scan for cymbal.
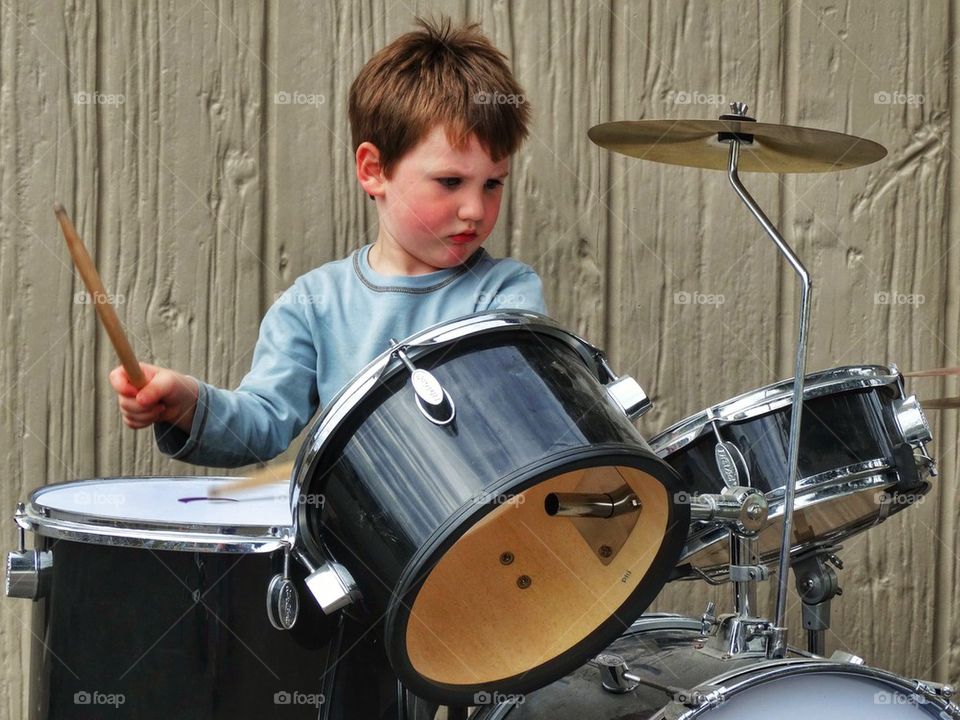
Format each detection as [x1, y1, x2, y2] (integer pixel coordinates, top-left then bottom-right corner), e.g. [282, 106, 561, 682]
[587, 119, 887, 173]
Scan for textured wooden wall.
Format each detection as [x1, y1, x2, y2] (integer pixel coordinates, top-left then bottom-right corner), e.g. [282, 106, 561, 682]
[1, 0, 957, 716]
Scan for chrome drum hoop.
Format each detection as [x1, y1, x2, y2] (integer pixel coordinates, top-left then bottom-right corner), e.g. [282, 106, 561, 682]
[679, 466, 902, 566]
[652, 364, 903, 454]
[660, 660, 958, 720]
[20, 477, 294, 553]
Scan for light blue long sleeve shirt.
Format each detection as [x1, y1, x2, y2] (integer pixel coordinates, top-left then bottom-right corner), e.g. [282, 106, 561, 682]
[154, 244, 547, 467]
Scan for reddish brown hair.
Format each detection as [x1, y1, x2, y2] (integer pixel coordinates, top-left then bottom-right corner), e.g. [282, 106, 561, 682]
[349, 17, 531, 177]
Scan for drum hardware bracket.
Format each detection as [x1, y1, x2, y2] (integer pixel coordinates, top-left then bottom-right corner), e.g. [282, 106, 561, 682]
[830, 650, 864, 664]
[909, 680, 960, 718]
[544, 488, 641, 519]
[266, 544, 300, 630]
[687, 486, 768, 536]
[700, 614, 772, 659]
[391, 341, 456, 426]
[728, 564, 768, 582]
[591, 653, 709, 706]
[707, 414, 751, 488]
[5, 502, 53, 601]
[294, 548, 360, 615]
[793, 546, 843, 655]
[700, 601, 717, 634]
[595, 353, 652, 420]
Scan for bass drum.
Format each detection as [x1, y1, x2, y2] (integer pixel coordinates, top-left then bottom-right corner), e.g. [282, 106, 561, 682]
[470, 615, 957, 719]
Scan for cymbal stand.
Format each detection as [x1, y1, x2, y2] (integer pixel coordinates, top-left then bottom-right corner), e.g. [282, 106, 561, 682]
[720, 102, 812, 659]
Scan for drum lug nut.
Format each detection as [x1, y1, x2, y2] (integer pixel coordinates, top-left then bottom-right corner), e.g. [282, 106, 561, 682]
[598, 545, 613, 558]
[516, 575, 532, 589]
[298, 554, 360, 614]
[499, 552, 514, 565]
[603, 375, 652, 420]
[6, 504, 52, 601]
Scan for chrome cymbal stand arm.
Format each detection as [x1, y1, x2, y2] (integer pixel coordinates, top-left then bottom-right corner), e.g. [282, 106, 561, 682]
[723, 112, 812, 658]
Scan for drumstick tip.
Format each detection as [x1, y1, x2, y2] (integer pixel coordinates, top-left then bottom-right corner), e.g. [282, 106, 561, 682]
[53, 201, 64, 214]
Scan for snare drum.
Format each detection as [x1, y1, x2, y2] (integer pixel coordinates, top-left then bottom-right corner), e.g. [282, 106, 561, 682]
[291, 312, 691, 705]
[470, 615, 958, 719]
[650, 366, 934, 579]
[9, 477, 335, 720]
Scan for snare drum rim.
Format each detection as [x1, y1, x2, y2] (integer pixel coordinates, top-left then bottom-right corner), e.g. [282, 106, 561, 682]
[290, 311, 607, 541]
[22, 477, 293, 553]
[650, 365, 901, 457]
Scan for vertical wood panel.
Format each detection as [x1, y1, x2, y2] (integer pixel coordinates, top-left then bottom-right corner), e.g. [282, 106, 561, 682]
[0, 1, 957, 715]
[781, 0, 948, 680]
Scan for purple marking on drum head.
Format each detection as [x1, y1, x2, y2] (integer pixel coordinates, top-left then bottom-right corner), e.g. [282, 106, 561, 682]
[178, 496, 238, 503]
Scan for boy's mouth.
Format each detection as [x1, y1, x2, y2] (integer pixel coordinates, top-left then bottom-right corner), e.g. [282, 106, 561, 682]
[449, 231, 477, 245]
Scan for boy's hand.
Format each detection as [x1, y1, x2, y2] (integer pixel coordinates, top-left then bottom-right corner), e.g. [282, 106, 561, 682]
[109, 363, 199, 432]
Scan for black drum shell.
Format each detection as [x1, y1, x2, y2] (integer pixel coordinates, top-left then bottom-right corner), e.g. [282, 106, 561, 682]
[28, 538, 335, 720]
[660, 386, 919, 496]
[297, 329, 690, 704]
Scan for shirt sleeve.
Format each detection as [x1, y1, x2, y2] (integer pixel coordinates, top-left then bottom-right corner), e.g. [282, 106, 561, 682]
[483, 269, 548, 315]
[154, 285, 321, 468]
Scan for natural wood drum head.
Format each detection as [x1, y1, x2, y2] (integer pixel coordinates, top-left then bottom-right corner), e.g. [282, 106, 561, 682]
[404, 465, 670, 686]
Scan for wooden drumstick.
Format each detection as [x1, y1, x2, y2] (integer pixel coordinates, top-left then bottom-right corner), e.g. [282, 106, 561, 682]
[208, 460, 296, 497]
[54, 203, 147, 389]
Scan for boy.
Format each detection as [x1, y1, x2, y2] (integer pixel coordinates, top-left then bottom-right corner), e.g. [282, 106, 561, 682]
[110, 17, 546, 468]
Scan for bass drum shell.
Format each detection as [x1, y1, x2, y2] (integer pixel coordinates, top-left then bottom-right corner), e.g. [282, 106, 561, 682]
[471, 616, 954, 719]
[294, 313, 690, 706]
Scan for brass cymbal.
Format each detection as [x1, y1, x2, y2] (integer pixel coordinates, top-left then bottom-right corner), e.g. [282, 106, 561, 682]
[588, 118, 887, 173]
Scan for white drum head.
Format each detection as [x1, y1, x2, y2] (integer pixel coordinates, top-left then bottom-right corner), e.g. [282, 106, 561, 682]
[699, 671, 941, 718]
[24, 477, 293, 552]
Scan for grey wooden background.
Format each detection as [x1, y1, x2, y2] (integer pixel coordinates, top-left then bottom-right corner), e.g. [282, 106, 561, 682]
[1, 0, 958, 716]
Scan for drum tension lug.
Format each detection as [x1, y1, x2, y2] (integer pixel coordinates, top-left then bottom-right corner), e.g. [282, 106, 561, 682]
[700, 601, 717, 634]
[6, 503, 53, 601]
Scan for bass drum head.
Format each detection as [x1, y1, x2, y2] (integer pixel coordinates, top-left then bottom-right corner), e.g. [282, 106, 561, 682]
[392, 452, 686, 700]
[472, 616, 954, 719]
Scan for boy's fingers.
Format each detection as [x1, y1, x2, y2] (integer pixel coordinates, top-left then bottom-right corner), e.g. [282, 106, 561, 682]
[135, 374, 170, 406]
[109, 367, 137, 397]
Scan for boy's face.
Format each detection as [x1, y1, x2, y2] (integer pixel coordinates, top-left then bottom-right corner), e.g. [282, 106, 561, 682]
[366, 124, 510, 274]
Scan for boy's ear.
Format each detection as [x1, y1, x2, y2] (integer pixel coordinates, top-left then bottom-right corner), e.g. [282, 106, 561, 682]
[356, 142, 386, 199]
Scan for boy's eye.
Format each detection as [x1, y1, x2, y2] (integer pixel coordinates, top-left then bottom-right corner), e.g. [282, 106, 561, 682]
[484, 179, 504, 190]
[437, 178, 461, 188]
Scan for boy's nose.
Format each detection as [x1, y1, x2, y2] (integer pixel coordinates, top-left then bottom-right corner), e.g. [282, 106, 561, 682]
[457, 192, 484, 222]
